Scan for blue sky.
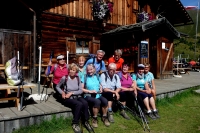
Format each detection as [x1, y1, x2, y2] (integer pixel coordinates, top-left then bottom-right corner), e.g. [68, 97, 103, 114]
[181, 0, 199, 6]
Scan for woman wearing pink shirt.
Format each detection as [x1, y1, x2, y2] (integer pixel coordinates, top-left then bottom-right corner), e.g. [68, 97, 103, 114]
[117, 62, 137, 119]
[45, 54, 68, 95]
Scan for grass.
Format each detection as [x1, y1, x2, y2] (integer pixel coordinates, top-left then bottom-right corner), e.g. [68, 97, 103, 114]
[13, 87, 200, 133]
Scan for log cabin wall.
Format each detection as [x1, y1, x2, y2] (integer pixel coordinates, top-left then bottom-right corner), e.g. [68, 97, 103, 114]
[41, 12, 118, 63]
[43, 0, 140, 25]
[40, 1, 156, 63]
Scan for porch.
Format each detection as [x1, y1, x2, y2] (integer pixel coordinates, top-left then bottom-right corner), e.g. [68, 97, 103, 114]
[0, 71, 200, 133]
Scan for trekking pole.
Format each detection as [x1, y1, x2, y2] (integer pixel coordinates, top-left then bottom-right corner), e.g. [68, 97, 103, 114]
[46, 50, 54, 76]
[134, 95, 150, 132]
[18, 60, 25, 111]
[115, 99, 137, 117]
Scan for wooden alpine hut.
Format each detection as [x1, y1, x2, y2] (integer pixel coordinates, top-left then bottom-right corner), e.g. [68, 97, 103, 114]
[0, 0, 193, 81]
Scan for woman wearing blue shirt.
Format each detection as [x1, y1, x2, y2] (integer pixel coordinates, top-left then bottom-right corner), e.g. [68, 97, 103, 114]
[144, 63, 156, 100]
[82, 64, 110, 128]
[132, 64, 160, 120]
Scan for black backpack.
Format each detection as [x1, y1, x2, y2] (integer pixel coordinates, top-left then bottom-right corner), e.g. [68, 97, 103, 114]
[84, 54, 103, 70]
[102, 71, 118, 82]
[64, 75, 80, 92]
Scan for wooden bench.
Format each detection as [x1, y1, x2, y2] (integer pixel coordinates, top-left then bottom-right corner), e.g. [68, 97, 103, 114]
[0, 83, 36, 111]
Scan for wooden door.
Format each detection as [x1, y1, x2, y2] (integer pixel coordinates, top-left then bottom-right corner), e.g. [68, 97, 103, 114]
[157, 37, 174, 79]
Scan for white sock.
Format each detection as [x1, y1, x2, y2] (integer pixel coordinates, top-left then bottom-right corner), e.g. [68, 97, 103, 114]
[147, 110, 152, 113]
[153, 109, 157, 112]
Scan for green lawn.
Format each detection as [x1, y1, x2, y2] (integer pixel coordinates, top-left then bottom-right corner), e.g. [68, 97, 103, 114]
[13, 87, 200, 133]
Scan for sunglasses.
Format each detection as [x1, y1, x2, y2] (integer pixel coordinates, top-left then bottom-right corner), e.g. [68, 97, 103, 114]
[58, 58, 65, 61]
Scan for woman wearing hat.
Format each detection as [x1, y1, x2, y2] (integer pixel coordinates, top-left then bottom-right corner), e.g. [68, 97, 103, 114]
[45, 54, 68, 96]
[131, 64, 160, 120]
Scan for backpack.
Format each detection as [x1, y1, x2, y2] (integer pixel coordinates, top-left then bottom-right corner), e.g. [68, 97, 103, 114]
[64, 75, 80, 92]
[102, 71, 118, 82]
[54, 63, 68, 72]
[84, 54, 103, 70]
[5, 56, 23, 86]
[131, 73, 138, 81]
[84, 74, 100, 88]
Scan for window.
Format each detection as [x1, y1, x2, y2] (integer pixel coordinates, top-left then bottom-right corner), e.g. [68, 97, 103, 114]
[76, 39, 89, 54]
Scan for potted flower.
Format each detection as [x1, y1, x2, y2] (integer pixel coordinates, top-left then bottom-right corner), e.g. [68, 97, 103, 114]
[137, 9, 152, 22]
[92, 0, 114, 23]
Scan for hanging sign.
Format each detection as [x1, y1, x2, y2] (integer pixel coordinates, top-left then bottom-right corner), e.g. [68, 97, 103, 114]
[140, 41, 148, 58]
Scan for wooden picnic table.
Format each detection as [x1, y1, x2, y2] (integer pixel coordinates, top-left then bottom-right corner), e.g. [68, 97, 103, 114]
[173, 68, 192, 75]
[0, 83, 36, 111]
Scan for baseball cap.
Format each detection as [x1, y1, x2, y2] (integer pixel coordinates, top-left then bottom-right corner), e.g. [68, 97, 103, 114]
[138, 64, 145, 68]
[57, 55, 64, 60]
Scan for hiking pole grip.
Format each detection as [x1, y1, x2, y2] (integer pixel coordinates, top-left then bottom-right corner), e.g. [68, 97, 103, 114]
[47, 51, 54, 76]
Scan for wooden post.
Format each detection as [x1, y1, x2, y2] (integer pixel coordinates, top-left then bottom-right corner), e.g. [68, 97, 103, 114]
[162, 43, 173, 73]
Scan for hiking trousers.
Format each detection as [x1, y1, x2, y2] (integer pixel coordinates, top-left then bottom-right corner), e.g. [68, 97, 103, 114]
[85, 95, 108, 108]
[63, 97, 89, 124]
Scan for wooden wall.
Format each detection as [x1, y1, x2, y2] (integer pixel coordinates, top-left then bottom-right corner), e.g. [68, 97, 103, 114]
[43, 0, 139, 26]
[40, 0, 156, 63]
[41, 12, 118, 63]
[0, 29, 33, 82]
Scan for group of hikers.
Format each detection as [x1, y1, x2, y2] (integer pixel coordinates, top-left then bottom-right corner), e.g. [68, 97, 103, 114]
[45, 49, 160, 133]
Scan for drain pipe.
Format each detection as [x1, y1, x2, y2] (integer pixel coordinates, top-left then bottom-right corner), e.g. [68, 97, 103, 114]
[18, 0, 36, 82]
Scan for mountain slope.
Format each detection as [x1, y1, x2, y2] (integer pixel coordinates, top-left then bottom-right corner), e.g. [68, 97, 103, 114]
[174, 9, 200, 61]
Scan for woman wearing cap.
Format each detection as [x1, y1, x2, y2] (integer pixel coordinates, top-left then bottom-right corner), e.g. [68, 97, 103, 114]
[131, 64, 160, 120]
[116, 62, 137, 120]
[144, 63, 156, 100]
[45, 54, 68, 96]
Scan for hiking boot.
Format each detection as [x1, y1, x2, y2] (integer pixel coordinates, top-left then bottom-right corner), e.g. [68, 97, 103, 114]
[107, 111, 114, 123]
[83, 121, 93, 132]
[102, 116, 110, 127]
[153, 110, 160, 118]
[92, 117, 98, 128]
[147, 111, 157, 120]
[120, 110, 130, 120]
[72, 124, 81, 133]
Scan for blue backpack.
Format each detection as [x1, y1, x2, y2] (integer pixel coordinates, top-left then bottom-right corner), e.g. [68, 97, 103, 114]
[84, 54, 103, 70]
